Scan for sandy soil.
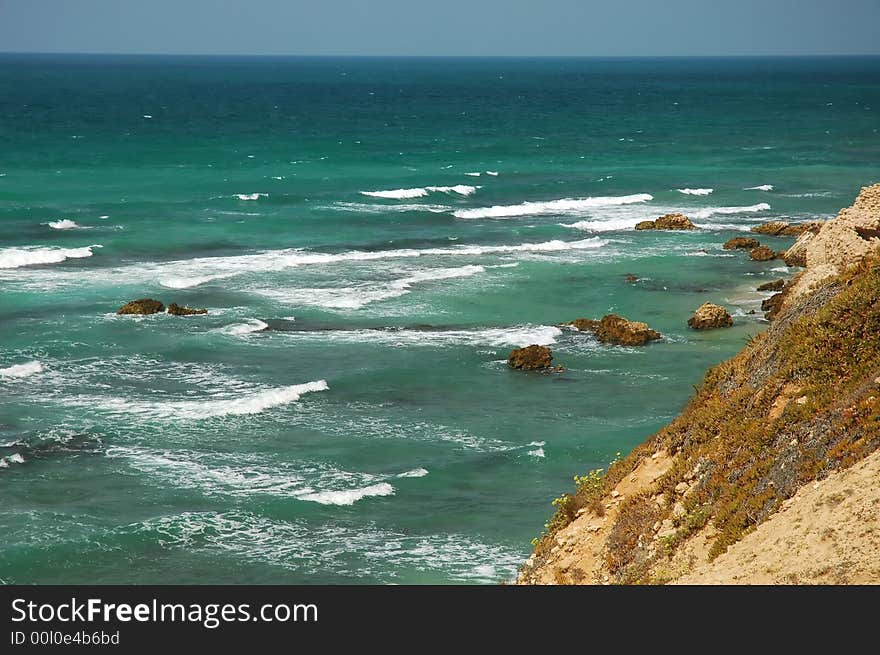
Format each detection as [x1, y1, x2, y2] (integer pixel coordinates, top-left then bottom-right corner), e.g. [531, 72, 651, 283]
[675, 449, 880, 584]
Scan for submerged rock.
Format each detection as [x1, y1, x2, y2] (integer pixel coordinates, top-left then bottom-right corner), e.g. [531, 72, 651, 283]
[687, 303, 733, 330]
[625, 274, 639, 283]
[117, 298, 164, 315]
[723, 236, 760, 250]
[167, 303, 208, 316]
[508, 345, 554, 370]
[565, 314, 661, 346]
[757, 279, 786, 292]
[635, 213, 695, 231]
[749, 245, 777, 261]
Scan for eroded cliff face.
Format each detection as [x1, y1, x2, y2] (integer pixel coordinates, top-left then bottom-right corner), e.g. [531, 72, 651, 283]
[519, 184, 880, 585]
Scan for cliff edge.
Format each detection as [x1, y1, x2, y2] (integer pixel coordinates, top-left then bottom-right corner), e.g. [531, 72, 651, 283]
[519, 183, 880, 585]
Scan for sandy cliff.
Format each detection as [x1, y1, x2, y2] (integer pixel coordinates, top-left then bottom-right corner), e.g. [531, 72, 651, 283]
[519, 184, 880, 585]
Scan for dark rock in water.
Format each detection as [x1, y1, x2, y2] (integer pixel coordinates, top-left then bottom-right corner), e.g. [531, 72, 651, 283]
[594, 314, 661, 345]
[757, 279, 786, 292]
[723, 236, 760, 250]
[507, 345, 554, 370]
[117, 298, 164, 315]
[167, 303, 208, 316]
[625, 274, 639, 283]
[762, 293, 786, 321]
[749, 245, 777, 261]
[564, 318, 601, 332]
[565, 314, 661, 346]
[688, 302, 733, 329]
[635, 213, 695, 231]
[747, 309, 757, 315]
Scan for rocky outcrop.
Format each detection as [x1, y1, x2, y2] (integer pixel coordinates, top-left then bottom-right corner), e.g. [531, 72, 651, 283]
[722, 237, 760, 250]
[761, 293, 785, 321]
[117, 299, 164, 315]
[785, 184, 880, 300]
[751, 221, 824, 237]
[757, 279, 785, 292]
[749, 245, 777, 261]
[687, 303, 733, 329]
[781, 231, 812, 267]
[508, 345, 554, 370]
[167, 303, 208, 316]
[565, 314, 661, 346]
[635, 214, 695, 231]
[519, 185, 880, 586]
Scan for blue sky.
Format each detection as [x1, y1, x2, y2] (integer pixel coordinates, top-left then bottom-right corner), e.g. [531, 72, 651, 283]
[1, 0, 878, 56]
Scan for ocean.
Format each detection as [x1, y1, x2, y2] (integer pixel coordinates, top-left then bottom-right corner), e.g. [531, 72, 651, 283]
[1, 55, 878, 584]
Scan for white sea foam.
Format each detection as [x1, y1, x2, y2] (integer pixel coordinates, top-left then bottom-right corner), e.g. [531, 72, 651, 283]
[677, 188, 714, 196]
[107, 447, 397, 506]
[159, 273, 231, 289]
[689, 203, 771, 220]
[4, 237, 606, 292]
[0, 361, 44, 378]
[0, 245, 99, 269]
[486, 171, 499, 176]
[453, 193, 653, 219]
[465, 172, 481, 177]
[259, 265, 487, 309]
[360, 185, 479, 199]
[528, 448, 545, 458]
[83, 380, 328, 420]
[397, 467, 429, 478]
[221, 319, 269, 336]
[298, 482, 395, 505]
[288, 325, 563, 348]
[332, 202, 451, 214]
[130, 510, 522, 583]
[48, 219, 83, 230]
[0, 453, 25, 468]
[745, 184, 774, 191]
[235, 193, 268, 201]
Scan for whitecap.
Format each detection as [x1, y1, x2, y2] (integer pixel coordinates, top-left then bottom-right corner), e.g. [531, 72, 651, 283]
[48, 219, 84, 230]
[689, 203, 771, 220]
[360, 185, 478, 199]
[465, 172, 481, 177]
[258, 264, 486, 310]
[235, 193, 268, 201]
[221, 319, 269, 336]
[677, 188, 714, 196]
[299, 482, 395, 505]
[0, 245, 100, 269]
[528, 448, 545, 458]
[79, 380, 328, 420]
[0, 361, 44, 378]
[485, 171, 499, 176]
[332, 202, 450, 214]
[159, 273, 232, 289]
[397, 468, 429, 478]
[453, 193, 652, 219]
[285, 325, 563, 348]
[745, 184, 774, 191]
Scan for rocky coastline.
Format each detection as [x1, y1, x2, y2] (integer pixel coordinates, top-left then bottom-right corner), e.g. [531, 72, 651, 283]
[518, 184, 880, 585]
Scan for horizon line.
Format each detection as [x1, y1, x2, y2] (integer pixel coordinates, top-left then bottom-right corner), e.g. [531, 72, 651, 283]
[1, 51, 879, 59]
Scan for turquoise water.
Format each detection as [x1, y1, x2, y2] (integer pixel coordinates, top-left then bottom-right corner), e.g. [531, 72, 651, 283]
[1, 55, 878, 584]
